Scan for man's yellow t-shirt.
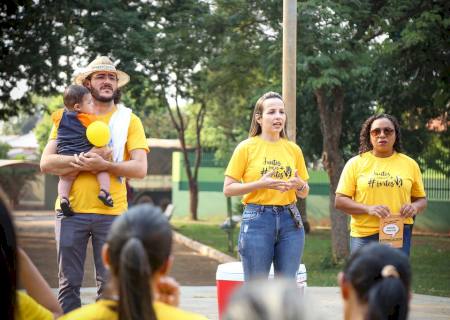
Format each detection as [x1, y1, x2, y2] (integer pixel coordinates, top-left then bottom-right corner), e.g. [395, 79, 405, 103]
[336, 151, 426, 237]
[225, 136, 309, 205]
[59, 299, 208, 320]
[49, 105, 149, 215]
[16, 291, 53, 320]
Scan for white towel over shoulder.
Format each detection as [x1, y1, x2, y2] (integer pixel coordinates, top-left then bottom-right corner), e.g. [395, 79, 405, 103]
[108, 104, 132, 163]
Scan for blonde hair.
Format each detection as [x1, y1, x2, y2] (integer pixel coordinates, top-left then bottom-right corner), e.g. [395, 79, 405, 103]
[248, 91, 287, 138]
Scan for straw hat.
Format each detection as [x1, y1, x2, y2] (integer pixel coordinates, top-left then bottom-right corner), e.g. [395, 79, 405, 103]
[73, 56, 130, 88]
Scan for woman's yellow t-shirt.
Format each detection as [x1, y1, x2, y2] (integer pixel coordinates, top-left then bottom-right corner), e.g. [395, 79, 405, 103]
[16, 291, 53, 320]
[225, 136, 309, 205]
[336, 151, 426, 237]
[59, 299, 208, 320]
[49, 106, 149, 215]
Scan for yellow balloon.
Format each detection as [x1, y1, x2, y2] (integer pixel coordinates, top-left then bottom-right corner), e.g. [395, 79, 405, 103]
[86, 121, 110, 147]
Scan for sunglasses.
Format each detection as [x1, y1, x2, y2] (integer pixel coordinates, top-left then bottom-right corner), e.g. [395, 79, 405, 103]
[370, 127, 395, 137]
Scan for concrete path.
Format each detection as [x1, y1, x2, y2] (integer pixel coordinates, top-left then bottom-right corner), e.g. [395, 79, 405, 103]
[13, 210, 220, 287]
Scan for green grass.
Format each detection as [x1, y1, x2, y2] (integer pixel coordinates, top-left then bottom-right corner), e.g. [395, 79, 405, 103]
[171, 219, 450, 297]
[411, 235, 450, 297]
[172, 219, 240, 257]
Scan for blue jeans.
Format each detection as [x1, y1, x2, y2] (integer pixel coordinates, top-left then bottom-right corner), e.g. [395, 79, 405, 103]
[350, 224, 412, 256]
[238, 203, 305, 281]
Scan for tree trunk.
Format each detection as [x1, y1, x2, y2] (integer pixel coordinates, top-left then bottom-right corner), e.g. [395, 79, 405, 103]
[178, 144, 198, 220]
[314, 86, 349, 262]
[189, 180, 199, 220]
[190, 101, 206, 221]
[163, 90, 206, 221]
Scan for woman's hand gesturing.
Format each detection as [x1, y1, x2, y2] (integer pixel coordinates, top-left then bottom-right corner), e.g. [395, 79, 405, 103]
[285, 170, 306, 191]
[259, 167, 288, 192]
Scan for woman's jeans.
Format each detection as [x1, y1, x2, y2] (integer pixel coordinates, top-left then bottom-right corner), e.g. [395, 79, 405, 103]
[350, 224, 412, 256]
[238, 203, 305, 281]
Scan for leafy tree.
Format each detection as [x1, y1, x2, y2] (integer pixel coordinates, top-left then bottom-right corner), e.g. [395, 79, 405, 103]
[373, 0, 449, 163]
[76, 0, 220, 220]
[0, 167, 38, 207]
[0, 114, 40, 135]
[419, 132, 450, 176]
[0, 1, 82, 119]
[33, 96, 64, 154]
[197, 0, 283, 162]
[0, 142, 11, 158]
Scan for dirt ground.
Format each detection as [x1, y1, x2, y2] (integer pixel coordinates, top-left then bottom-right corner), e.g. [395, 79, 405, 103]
[14, 211, 219, 287]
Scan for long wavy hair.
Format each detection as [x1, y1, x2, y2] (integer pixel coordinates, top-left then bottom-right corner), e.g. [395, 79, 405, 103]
[107, 204, 172, 320]
[248, 91, 287, 138]
[359, 113, 403, 155]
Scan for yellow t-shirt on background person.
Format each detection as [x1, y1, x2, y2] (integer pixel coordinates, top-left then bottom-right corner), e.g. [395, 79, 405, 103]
[16, 291, 53, 320]
[225, 136, 309, 205]
[59, 299, 208, 320]
[49, 105, 149, 215]
[336, 151, 426, 237]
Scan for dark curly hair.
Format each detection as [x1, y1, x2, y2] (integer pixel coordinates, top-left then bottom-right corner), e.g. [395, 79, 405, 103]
[359, 114, 403, 155]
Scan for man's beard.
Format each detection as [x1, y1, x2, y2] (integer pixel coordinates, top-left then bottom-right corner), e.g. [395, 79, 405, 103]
[90, 86, 119, 103]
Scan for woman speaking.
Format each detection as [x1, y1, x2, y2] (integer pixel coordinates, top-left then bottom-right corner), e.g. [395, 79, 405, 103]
[224, 92, 309, 281]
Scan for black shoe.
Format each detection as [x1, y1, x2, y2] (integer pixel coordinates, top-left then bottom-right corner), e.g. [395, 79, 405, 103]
[60, 197, 75, 217]
[98, 189, 114, 207]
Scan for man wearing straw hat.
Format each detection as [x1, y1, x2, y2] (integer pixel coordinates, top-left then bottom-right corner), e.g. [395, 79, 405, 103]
[40, 56, 149, 313]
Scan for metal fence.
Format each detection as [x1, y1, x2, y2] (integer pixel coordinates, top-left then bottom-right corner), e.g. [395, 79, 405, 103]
[418, 152, 449, 201]
[422, 168, 450, 201]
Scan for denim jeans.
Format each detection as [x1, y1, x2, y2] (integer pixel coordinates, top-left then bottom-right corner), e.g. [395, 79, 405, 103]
[238, 203, 305, 281]
[350, 224, 412, 256]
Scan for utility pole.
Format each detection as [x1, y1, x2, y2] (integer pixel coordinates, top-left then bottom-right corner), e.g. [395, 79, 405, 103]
[283, 0, 310, 232]
[282, 0, 297, 140]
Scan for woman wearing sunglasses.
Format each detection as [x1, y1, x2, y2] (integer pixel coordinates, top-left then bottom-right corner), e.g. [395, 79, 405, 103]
[335, 114, 427, 255]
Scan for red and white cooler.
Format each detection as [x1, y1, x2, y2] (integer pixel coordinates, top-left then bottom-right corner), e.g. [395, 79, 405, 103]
[216, 262, 307, 318]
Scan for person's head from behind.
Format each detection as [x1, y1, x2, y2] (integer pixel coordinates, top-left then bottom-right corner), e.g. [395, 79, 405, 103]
[63, 84, 94, 114]
[224, 278, 313, 320]
[0, 189, 17, 320]
[102, 204, 172, 320]
[338, 243, 411, 320]
[249, 91, 287, 139]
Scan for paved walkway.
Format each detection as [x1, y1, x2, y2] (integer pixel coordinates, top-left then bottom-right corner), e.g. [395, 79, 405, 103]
[13, 210, 450, 319]
[14, 210, 219, 287]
